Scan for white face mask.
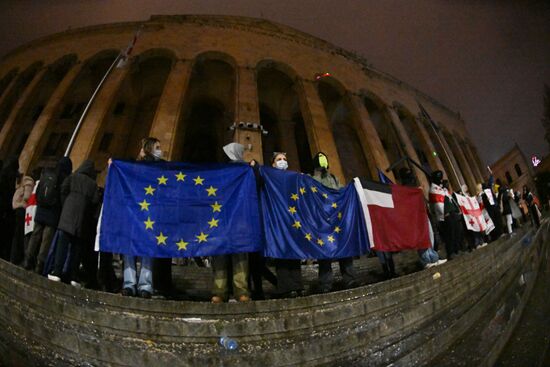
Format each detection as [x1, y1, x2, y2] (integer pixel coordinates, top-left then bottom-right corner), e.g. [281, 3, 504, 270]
[275, 160, 288, 170]
[152, 149, 162, 159]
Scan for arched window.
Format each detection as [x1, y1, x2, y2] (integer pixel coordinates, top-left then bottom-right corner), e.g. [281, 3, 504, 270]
[505, 171, 513, 184]
[514, 163, 522, 177]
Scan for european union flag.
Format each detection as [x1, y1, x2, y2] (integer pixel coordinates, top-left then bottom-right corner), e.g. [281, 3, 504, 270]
[259, 167, 369, 259]
[99, 160, 261, 257]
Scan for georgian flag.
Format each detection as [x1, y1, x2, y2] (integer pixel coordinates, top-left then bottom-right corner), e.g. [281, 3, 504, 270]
[354, 178, 431, 252]
[24, 180, 39, 235]
[476, 193, 496, 235]
[455, 193, 493, 233]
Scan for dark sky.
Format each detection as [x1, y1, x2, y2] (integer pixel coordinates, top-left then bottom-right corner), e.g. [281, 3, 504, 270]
[1, 0, 549, 166]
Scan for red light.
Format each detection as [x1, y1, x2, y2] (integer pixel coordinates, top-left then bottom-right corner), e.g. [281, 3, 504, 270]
[315, 72, 331, 80]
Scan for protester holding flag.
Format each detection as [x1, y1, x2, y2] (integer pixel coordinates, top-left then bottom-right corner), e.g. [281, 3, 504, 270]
[311, 152, 358, 293]
[24, 157, 72, 274]
[399, 168, 445, 269]
[9, 172, 35, 265]
[119, 137, 161, 298]
[270, 152, 304, 298]
[210, 143, 251, 303]
[442, 180, 463, 260]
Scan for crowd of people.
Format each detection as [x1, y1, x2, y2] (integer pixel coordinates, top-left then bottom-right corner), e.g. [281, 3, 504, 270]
[0, 137, 543, 303]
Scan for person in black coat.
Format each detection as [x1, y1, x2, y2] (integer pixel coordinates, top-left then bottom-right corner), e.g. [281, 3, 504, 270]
[48, 160, 100, 286]
[0, 156, 19, 260]
[24, 157, 72, 274]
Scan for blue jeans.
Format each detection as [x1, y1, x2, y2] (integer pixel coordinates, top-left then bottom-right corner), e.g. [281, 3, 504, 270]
[418, 219, 440, 266]
[123, 255, 153, 294]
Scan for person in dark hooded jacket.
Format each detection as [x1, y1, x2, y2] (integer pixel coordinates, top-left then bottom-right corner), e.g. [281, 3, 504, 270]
[0, 156, 19, 260]
[48, 160, 100, 286]
[24, 157, 72, 274]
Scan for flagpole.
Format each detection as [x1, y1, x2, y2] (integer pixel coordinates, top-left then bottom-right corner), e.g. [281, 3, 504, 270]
[418, 102, 463, 188]
[64, 54, 122, 157]
[64, 25, 142, 157]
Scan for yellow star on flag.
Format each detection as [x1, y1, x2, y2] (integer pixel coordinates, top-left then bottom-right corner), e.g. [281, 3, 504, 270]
[288, 206, 297, 214]
[311, 186, 318, 193]
[292, 220, 302, 229]
[328, 235, 335, 243]
[290, 193, 299, 201]
[334, 226, 342, 234]
[322, 193, 328, 199]
[317, 238, 324, 246]
[176, 239, 189, 251]
[305, 233, 312, 241]
[194, 176, 204, 185]
[156, 232, 167, 246]
[299, 187, 306, 195]
[144, 217, 155, 230]
[157, 175, 168, 185]
[196, 232, 208, 243]
[211, 201, 222, 212]
[331, 202, 338, 208]
[338, 212, 342, 219]
[206, 186, 218, 196]
[139, 199, 150, 211]
[208, 217, 219, 228]
[144, 185, 155, 195]
[176, 172, 186, 181]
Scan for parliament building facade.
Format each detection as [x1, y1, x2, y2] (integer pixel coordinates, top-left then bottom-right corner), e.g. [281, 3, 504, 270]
[0, 15, 485, 193]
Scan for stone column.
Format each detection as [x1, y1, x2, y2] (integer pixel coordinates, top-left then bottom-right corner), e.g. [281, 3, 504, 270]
[438, 132, 466, 191]
[412, 116, 446, 174]
[0, 68, 47, 157]
[232, 66, 263, 163]
[387, 107, 429, 193]
[467, 141, 487, 182]
[459, 138, 484, 185]
[295, 79, 345, 182]
[347, 94, 395, 182]
[69, 66, 130, 169]
[0, 75, 18, 112]
[148, 59, 193, 161]
[20, 64, 83, 172]
[449, 134, 477, 194]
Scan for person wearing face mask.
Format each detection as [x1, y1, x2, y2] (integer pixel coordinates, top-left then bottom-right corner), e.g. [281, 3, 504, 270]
[119, 137, 162, 298]
[271, 152, 304, 298]
[311, 152, 359, 293]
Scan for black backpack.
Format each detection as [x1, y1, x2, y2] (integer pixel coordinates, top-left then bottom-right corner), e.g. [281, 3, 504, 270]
[36, 168, 60, 207]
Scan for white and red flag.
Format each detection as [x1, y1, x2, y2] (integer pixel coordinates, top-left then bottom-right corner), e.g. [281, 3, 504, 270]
[429, 183, 445, 222]
[116, 27, 142, 68]
[354, 178, 431, 252]
[24, 180, 39, 235]
[455, 193, 489, 233]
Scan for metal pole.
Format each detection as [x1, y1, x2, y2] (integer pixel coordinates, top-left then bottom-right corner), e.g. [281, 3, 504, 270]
[64, 53, 122, 157]
[420, 106, 463, 188]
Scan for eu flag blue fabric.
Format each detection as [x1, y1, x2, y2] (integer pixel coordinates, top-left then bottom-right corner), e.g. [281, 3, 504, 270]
[259, 167, 369, 259]
[99, 160, 261, 257]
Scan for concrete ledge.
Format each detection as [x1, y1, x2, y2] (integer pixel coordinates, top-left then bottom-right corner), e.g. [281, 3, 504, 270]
[0, 223, 548, 366]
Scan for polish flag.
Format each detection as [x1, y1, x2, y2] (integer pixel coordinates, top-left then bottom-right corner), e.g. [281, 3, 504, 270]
[354, 178, 431, 252]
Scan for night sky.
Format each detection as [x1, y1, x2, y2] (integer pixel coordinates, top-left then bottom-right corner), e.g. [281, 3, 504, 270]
[1, 0, 548, 166]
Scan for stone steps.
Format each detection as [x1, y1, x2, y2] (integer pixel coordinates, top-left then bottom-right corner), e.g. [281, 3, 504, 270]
[0, 223, 547, 366]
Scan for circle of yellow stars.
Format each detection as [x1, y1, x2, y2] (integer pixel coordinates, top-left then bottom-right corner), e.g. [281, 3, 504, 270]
[138, 170, 222, 253]
[288, 184, 344, 247]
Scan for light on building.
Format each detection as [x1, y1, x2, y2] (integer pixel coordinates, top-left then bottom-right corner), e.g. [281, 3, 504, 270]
[432, 151, 438, 157]
[314, 72, 331, 80]
[532, 155, 541, 167]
